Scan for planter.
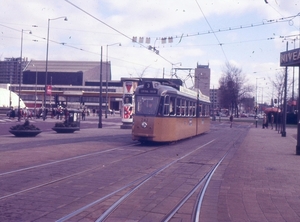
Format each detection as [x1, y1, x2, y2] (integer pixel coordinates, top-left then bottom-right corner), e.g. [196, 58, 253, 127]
[9, 130, 42, 137]
[52, 127, 80, 133]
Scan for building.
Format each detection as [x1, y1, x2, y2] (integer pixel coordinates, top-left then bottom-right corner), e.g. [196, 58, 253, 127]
[0, 58, 124, 110]
[194, 64, 210, 97]
[0, 57, 26, 84]
[209, 88, 219, 111]
[0, 58, 184, 112]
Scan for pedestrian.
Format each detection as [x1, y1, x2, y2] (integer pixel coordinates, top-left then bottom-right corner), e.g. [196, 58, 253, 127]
[271, 114, 274, 129]
[82, 109, 86, 120]
[263, 114, 267, 129]
[229, 114, 233, 128]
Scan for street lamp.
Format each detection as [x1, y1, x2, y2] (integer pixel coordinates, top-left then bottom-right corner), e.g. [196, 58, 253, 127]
[43, 16, 67, 120]
[98, 46, 103, 128]
[255, 76, 265, 127]
[18, 29, 32, 121]
[32, 64, 38, 117]
[105, 42, 121, 118]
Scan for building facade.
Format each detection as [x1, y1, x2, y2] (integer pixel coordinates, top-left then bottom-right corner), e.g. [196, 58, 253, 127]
[194, 64, 210, 97]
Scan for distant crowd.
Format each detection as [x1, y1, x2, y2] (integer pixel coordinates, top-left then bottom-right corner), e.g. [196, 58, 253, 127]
[7, 106, 117, 121]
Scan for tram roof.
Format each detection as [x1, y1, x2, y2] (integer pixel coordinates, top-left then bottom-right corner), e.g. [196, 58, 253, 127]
[135, 81, 210, 103]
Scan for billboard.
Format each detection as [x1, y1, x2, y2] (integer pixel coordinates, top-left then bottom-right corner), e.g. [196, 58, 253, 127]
[280, 48, 300, 66]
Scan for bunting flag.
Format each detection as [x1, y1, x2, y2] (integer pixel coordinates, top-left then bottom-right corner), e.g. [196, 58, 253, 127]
[132, 36, 137, 42]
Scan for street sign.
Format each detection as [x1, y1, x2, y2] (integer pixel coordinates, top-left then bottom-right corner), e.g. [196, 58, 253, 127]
[280, 48, 300, 66]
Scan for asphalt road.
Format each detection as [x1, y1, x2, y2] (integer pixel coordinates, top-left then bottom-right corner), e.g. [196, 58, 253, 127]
[0, 119, 253, 221]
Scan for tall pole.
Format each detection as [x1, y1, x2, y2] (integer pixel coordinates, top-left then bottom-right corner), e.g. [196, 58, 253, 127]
[105, 45, 109, 119]
[297, 66, 300, 155]
[255, 78, 258, 127]
[18, 29, 31, 121]
[282, 41, 288, 137]
[18, 30, 24, 122]
[105, 43, 121, 118]
[33, 64, 37, 118]
[43, 16, 67, 121]
[98, 46, 103, 128]
[43, 18, 50, 121]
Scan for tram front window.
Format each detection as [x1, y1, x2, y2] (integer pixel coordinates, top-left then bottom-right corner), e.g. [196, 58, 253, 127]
[136, 96, 159, 115]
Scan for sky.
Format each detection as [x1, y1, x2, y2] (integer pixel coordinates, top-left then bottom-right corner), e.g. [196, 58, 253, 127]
[1, 0, 300, 103]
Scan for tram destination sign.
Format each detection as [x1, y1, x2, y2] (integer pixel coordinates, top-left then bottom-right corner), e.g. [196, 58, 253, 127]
[280, 48, 300, 66]
[139, 88, 158, 94]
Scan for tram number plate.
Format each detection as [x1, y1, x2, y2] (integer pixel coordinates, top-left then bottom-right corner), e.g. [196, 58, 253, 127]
[139, 89, 158, 94]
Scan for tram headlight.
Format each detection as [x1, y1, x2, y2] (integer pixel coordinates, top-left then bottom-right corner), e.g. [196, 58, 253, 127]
[141, 121, 147, 128]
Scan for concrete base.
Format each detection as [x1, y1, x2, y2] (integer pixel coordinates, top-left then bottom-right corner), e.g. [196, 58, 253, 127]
[120, 122, 132, 129]
[120, 123, 132, 129]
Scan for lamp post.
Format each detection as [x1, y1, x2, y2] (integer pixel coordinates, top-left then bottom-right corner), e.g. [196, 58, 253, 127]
[43, 16, 67, 121]
[255, 76, 265, 127]
[282, 41, 288, 137]
[18, 29, 32, 121]
[98, 46, 103, 128]
[105, 43, 121, 118]
[32, 64, 38, 118]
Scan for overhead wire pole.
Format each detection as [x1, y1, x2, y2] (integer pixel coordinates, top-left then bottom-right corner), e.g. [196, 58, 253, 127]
[282, 41, 288, 137]
[98, 46, 103, 128]
[18, 29, 32, 122]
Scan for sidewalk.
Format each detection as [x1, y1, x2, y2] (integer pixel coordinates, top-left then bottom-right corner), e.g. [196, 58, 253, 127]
[202, 126, 300, 221]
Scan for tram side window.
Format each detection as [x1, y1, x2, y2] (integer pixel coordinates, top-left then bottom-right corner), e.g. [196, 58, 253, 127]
[176, 98, 181, 116]
[158, 97, 164, 116]
[188, 101, 193, 116]
[181, 99, 186, 116]
[205, 103, 210, 116]
[202, 104, 206, 116]
[170, 96, 176, 116]
[198, 104, 202, 116]
[193, 102, 196, 116]
[163, 96, 170, 116]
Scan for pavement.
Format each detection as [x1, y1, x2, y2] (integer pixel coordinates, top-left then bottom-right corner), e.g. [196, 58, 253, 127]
[201, 124, 300, 222]
[1, 113, 299, 221]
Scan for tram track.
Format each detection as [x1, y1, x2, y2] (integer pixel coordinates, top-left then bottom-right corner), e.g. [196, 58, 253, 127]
[0, 143, 139, 200]
[56, 139, 216, 222]
[0, 123, 251, 221]
[57, 126, 248, 222]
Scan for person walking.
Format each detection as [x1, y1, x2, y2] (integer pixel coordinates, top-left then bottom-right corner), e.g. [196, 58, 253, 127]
[230, 114, 233, 128]
[271, 114, 274, 129]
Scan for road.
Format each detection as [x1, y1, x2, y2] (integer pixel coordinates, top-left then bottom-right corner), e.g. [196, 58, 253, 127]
[0, 117, 252, 221]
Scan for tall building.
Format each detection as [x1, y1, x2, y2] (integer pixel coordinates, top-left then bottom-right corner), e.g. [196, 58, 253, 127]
[194, 63, 210, 97]
[0, 57, 27, 84]
[209, 88, 219, 111]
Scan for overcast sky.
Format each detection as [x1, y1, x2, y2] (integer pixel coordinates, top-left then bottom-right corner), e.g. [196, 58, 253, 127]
[1, 0, 300, 102]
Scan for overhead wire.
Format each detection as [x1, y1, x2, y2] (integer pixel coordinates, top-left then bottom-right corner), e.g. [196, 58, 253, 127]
[194, 0, 229, 63]
[64, 0, 174, 65]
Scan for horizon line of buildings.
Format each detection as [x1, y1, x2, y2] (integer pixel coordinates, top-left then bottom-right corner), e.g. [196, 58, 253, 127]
[0, 57, 218, 112]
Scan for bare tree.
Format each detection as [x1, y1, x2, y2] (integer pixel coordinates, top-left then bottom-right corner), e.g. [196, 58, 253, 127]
[218, 62, 253, 116]
[270, 69, 293, 109]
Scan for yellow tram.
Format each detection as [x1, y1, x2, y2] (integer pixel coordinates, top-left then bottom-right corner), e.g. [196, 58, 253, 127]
[132, 81, 211, 143]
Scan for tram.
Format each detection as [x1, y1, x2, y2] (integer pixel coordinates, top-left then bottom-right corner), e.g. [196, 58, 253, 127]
[132, 81, 211, 143]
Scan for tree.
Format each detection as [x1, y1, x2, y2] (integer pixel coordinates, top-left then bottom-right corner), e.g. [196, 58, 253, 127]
[218, 62, 253, 116]
[270, 69, 293, 110]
